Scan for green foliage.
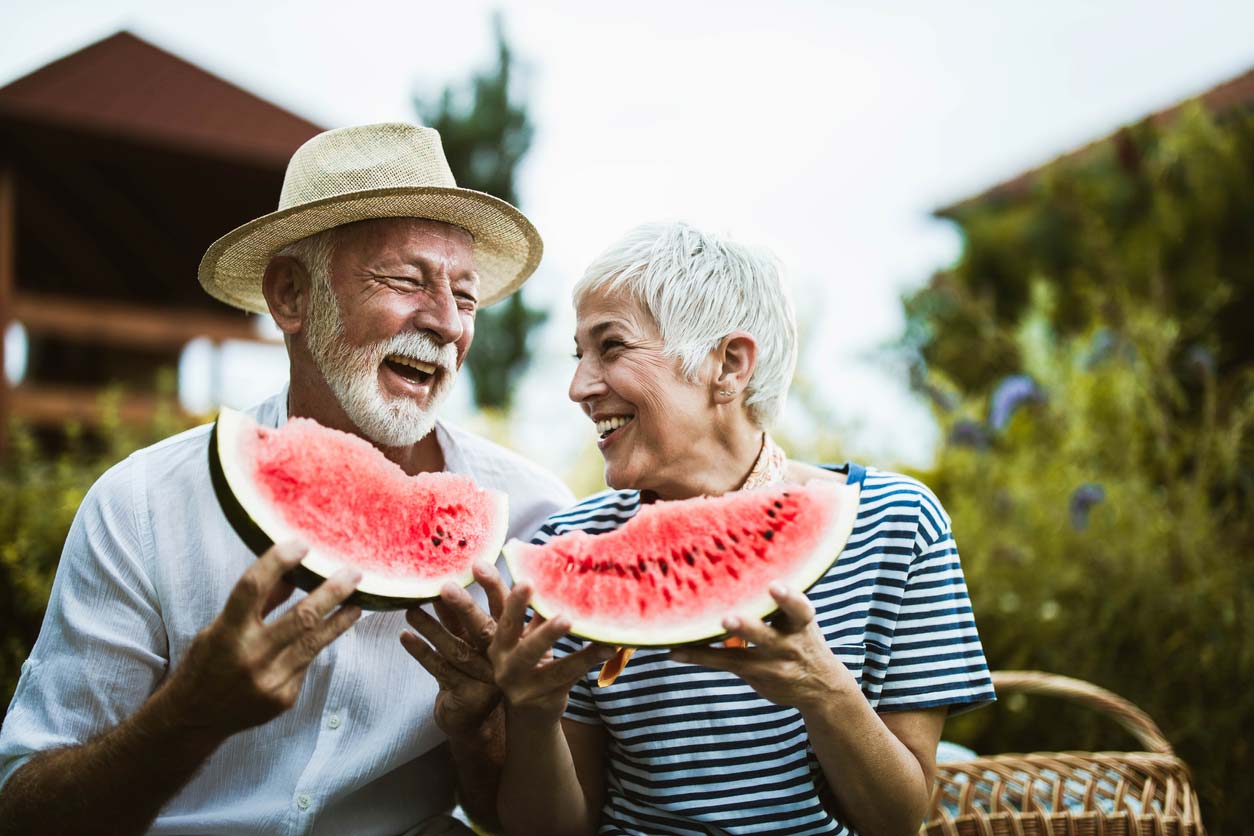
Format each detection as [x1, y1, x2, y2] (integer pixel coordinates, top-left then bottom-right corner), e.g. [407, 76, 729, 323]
[416, 13, 546, 410]
[0, 383, 190, 710]
[901, 104, 1254, 834]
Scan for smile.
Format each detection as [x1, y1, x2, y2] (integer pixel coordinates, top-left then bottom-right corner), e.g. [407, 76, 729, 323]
[595, 414, 634, 440]
[383, 353, 439, 384]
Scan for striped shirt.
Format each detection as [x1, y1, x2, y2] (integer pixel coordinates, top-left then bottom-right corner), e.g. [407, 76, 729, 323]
[542, 463, 995, 836]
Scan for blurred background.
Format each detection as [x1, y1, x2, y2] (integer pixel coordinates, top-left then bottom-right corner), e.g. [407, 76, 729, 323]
[1, 1, 1251, 831]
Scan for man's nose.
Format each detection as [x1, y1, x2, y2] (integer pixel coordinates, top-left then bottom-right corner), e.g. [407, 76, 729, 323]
[411, 285, 464, 346]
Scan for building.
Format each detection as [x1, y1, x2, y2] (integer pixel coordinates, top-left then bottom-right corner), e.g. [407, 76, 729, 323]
[0, 31, 322, 451]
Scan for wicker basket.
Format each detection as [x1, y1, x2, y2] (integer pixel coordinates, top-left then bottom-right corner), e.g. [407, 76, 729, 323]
[921, 671, 1205, 836]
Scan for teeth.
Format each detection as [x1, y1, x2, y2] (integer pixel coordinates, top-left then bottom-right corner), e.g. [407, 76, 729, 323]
[387, 354, 437, 375]
[595, 416, 633, 434]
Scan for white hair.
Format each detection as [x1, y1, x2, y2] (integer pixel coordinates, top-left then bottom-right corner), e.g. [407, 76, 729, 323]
[573, 222, 798, 426]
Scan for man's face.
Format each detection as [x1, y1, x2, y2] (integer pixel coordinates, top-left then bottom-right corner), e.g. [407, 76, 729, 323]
[302, 217, 478, 447]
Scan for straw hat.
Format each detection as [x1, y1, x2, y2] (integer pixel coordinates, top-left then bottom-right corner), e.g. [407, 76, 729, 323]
[199, 122, 543, 313]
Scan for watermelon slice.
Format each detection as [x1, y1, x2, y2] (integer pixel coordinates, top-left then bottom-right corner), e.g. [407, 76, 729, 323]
[209, 407, 508, 609]
[504, 480, 860, 647]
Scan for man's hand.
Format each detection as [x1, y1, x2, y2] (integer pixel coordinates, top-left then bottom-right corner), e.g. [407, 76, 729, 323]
[400, 562, 509, 737]
[668, 584, 857, 712]
[164, 541, 363, 739]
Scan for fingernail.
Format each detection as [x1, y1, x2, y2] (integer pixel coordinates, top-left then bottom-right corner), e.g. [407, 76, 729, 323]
[473, 560, 494, 575]
[770, 583, 788, 596]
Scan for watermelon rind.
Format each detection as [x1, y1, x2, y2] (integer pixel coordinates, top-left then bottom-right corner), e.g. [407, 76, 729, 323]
[209, 407, 509, 609]
[504, 480, 861, 647]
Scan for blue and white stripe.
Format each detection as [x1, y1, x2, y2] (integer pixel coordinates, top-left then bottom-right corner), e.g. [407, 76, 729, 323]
[540, 463, 995, 835]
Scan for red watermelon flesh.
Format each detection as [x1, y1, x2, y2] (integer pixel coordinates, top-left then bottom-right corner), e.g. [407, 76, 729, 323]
[504, 479, 860, 647]
[211, 407, 508, 607]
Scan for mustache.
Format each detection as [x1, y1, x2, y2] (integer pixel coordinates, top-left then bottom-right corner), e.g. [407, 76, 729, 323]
[378, 331, 457, 372]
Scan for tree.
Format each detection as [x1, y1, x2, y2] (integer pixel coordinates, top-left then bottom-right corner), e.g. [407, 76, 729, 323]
[415, 13, 546, 411]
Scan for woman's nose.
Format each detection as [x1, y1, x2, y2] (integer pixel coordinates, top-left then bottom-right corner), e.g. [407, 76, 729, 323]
[569, 356, 606, 403]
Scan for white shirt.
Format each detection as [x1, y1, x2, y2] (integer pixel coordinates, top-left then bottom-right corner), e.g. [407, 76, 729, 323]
[0, 390, 574, 835]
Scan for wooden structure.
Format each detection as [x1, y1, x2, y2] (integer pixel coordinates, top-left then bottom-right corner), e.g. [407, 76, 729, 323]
[0, 31, 323, 451]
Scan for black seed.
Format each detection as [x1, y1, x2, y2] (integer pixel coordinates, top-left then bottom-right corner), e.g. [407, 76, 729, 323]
[762, 530, 774, 540]
[660, 561, 669, 575]
[767, 509, 776, 517]
[683, 551, 695, 566]
[431, 537, 442, 546]
[774, 500, 783, 509]
[458, 539, 467, 548]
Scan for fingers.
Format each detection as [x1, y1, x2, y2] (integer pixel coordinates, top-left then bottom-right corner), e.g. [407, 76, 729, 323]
[399, 630, 453, 683]
[722, 614, 777, 646]
[268, 565, 362, 648]
[502, 614, 572, 673]
[473, 561, 509, 621]
[404, 606, 494, 682]
[437, 582, 497, 652]
[493, 583, 532, 651]
[768, 585, 817, 633]
[276, 601, 362, 675]
[222, 541, 309, 626]
[260, 578, 297, 619]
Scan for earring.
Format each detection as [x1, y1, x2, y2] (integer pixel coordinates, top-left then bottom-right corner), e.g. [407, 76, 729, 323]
[719, 389, 736, 397]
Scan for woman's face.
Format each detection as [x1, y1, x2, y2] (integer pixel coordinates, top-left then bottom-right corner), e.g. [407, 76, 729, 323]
[570, 286, 714, 497]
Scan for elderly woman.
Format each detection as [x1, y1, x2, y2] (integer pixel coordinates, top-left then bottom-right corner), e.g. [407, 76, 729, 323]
[410, 222, 994, 836]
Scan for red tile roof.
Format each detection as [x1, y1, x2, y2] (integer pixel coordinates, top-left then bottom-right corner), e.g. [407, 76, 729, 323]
[0, 31, 322, 167]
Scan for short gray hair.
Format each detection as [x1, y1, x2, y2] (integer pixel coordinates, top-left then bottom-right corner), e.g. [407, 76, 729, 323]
[274, 226, 342, 288]
[574, 222, 798, 426]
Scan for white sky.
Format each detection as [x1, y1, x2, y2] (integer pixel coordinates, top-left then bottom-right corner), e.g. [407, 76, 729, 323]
[3, 0, 1253, 475]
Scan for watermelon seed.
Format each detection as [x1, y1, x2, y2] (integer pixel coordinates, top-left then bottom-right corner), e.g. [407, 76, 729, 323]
[683, 551, 695, 566]
[767, 509, 776, 517]
[437, 525, 444, 536]
[659, 561, 669, 576]
[714, 538, 726, 550]
[431, 537, 442, 546]
[762, 530, 774, 540]
[458, 539, 467, 548]
[774, 500, 783, 509]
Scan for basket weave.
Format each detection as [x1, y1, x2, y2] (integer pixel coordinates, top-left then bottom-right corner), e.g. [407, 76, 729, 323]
[921, 671, 1204, 836]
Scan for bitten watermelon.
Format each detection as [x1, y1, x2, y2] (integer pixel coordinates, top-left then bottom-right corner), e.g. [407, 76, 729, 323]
[209, 407, 508, 609]
[503, 480, 860, 646]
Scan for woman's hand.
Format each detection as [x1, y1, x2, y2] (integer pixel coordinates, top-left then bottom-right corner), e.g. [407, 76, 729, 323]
[400, 562, 508, 738]
[490, 583, 614, 725]
[669, 584, 858, 712]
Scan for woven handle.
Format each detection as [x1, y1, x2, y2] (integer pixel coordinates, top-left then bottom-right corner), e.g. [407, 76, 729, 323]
[991, 670, 1174, 755]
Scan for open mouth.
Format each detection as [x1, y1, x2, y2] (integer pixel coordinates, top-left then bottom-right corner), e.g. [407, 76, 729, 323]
[596, 415, 634, 442]
[383, 354, 439, 385]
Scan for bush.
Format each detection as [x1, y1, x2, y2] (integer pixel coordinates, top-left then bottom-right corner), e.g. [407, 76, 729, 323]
[0, 383, 191, 711]
[898, 103, 1254, 834]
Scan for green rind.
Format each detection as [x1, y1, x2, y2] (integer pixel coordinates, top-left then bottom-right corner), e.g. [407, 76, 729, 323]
[505, 481, 863, 647]
[208, 411, 456, 610]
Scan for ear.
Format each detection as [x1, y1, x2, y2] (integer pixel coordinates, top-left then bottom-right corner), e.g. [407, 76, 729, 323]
[262, 255, 310, 336]
[712, 330, 757, 403]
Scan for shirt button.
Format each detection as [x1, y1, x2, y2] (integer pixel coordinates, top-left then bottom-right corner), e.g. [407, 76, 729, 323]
[296, 794, 311, 811]
[328, 713, 342, 730]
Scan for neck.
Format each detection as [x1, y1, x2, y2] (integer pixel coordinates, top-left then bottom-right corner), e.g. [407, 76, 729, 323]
[287, 364, 445, 477]
[650, 419, 764, 501]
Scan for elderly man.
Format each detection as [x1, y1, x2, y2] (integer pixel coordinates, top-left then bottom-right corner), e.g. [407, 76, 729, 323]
[0, 123, 572, 835]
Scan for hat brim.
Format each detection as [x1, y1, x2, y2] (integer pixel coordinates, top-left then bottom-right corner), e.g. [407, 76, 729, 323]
[198, 186, 543, 314]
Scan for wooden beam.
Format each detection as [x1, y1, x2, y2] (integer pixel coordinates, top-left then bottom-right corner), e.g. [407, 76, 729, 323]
[12, 291, 278, 350]
[8, 382, 194, 427]
[0, 166, 14, 455]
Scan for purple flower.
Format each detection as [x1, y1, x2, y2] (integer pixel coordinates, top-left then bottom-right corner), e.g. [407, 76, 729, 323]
[989, 374, 1045, 431]
[949, 419, 990, 450]
[1069, 483, 1106, 530]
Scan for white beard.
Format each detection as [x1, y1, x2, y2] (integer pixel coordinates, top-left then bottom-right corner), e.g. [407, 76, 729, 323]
[303, 275, 458, 448]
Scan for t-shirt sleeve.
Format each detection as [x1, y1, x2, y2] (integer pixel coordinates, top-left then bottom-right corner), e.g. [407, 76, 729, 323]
[0, 456, 168, 789]
[877, 487, 995, 715]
